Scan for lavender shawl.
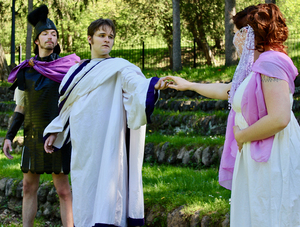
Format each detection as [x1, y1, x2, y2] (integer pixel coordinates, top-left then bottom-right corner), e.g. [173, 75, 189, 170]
[219, 51, 298, 190]
[8, 53, 80, 83]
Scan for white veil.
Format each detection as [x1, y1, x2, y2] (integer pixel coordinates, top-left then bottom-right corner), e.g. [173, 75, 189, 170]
[229, 25, 255, 105]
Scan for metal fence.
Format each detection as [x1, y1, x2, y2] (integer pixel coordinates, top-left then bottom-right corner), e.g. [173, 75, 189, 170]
[5, 30, 300, 70]
[61, 40, 205, 70]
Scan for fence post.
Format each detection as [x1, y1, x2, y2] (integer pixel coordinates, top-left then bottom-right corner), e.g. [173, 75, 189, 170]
[10, 0, 16, 66]
[19, 44, 22, 64]
[193, 38, 196, 68]
[142, 41, 145, 71]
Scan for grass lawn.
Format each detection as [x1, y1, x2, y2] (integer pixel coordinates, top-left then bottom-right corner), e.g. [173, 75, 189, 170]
[0, 153, 56, 183]
[143, 163, 231, 224]
[0, 153, 231, 225]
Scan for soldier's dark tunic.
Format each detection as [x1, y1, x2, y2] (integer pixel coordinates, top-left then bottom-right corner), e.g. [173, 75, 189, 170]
[16, 53, 71, 174]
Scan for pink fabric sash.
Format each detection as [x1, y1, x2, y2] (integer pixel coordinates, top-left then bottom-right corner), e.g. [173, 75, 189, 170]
[219, 51, 298, 190]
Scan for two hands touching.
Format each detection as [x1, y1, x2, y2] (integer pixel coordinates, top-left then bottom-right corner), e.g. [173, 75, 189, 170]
[155, 76, 192, 91]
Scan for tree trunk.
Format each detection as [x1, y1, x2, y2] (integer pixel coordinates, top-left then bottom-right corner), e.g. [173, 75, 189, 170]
[26, 0, 33, 60]
[60, 23, 65, 53]
[265, 0, 276, 3]
[168, 44, 173, 70]
[67, 32, 73, 52]
[0, 44, 9, 81]
[197, 19, 215, 66]
[172, 0, 182, 71]
[225, 0, 237, 66]
[196, 37, 215, 66]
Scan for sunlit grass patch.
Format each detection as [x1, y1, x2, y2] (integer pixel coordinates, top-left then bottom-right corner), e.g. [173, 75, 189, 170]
[0, 130, 23, 138]
[145, 132, 225, 148]
[143, 65, 236, 83]
[0, 153, 61, 183]
[142, 163, 231, 214]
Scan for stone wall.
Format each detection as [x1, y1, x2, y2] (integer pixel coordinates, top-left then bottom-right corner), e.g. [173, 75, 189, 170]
[0, 86, 14, 102]
[0, 178, 62, 223]
[145, 142, 223, 167]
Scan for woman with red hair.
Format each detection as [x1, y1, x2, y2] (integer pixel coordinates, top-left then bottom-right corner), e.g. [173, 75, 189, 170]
[164, 4, 300, 226]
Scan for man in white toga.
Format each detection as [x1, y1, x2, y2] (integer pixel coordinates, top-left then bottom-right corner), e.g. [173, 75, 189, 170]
[43, 18, 167, 227]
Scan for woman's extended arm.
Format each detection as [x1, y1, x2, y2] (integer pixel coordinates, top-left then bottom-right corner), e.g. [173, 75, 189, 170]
[164, 76, 231, 100]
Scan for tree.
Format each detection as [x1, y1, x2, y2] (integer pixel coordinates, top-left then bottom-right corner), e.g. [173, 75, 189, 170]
[25, 0, 33, 60]
[172, 0, 182, 71]
[181, 0, 224, 66]
[123, 0, 174, 68]
[265, 0, 276, 3]
[0, 43, 9, 81]
[224, 0, 237, 66]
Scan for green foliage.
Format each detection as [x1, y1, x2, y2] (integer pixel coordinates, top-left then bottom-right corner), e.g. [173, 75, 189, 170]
[0, 81, 10, 87]
[123, 0, 173, 46]
[1, 0, 300, 73]
[181, 0, 225, 40]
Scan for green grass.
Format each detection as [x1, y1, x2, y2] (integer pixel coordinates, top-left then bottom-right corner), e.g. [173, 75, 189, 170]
[0, 220, 61, 227]
[152, 108, 229, 118]
[0, 130, 22, 138]
[142, 163, 231, 223]
[0, 153, 58, 183]
[0, 153, 230, 225]
[145, 132, 225, 148]
[0, 130, 7, 137]
[0, 81, 11, 87]
[143, 64, 237, 82]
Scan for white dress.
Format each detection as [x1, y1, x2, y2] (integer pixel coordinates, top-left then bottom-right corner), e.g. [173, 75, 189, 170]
[230, 72, 300, 227]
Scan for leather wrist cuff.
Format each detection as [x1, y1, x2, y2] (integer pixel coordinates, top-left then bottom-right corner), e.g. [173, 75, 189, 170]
[5, 112, 24, 141]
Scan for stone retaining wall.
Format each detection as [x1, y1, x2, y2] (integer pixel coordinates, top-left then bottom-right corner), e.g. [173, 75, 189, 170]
[0, 178, 61, 222]
[0, 87, 14, 102]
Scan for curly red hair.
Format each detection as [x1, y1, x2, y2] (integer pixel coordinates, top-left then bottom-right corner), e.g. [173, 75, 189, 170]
[233, 5, 257, 30]
[247, 3, 288, 54]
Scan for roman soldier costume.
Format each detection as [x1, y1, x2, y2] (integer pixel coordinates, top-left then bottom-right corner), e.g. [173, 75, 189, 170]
[6, 5, 80, 174]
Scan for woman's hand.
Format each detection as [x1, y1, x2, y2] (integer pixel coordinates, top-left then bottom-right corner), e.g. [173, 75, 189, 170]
[162, 76, 192, 91]
[233, 125, 243, 152]
[44, 133, 58, 154]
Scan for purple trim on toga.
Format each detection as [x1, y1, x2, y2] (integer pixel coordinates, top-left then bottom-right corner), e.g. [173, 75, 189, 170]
[128, 217, 145, 226]
[60, 60, 90, 96]
[58, 58, 111, 113]
[146, 77, 159, 123]
[86, 217, 145, 227]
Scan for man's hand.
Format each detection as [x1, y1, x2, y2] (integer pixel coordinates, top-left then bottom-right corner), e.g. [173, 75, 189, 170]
[154, 77, 169, 90]
[44, 133, 58, 154]
[3, 139, 14, 159]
